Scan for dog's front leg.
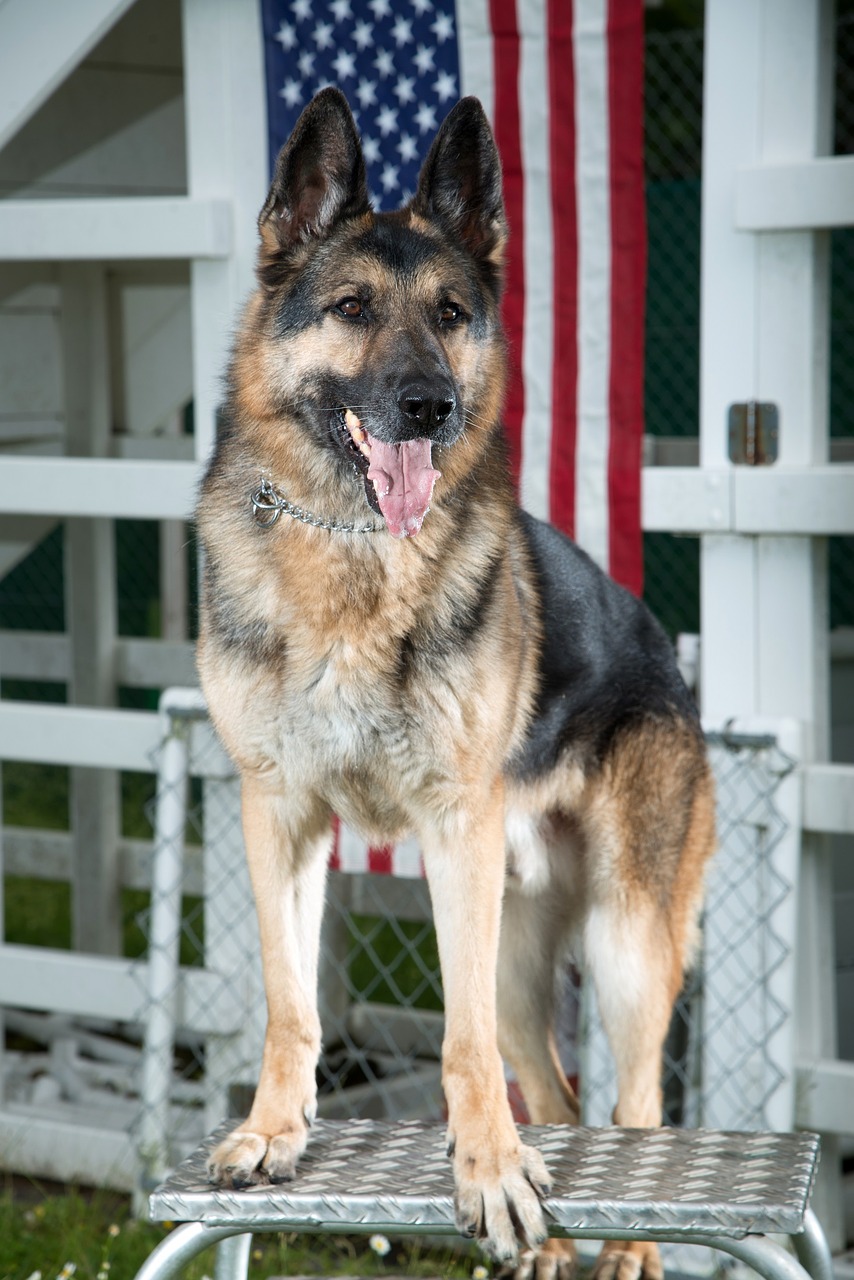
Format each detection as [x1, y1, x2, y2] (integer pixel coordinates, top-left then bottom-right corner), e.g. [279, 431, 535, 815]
[422, 778, 551, 1263]
[208, 774, 330, 1187]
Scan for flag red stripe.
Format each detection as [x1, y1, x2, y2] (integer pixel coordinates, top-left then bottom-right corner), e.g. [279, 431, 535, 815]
[329, 815, 341, 871]
[489, 0, 525, 492]
[368, 845, 393, 874]
[606, 0, 645, 594]
[547, 0, 578, 536]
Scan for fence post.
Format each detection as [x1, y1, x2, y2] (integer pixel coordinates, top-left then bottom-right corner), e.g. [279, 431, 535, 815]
[137, 699, 191, 1189]
[61, 263, 121, 957]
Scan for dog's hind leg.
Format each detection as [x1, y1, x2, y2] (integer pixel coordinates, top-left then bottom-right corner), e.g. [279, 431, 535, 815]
[207, 774, 332, 1187]
[582, 733, 715, 1280]
[497, 884, 580, 1280]
[497, 884, 580, 1127]
[579, 898, 677, 1280]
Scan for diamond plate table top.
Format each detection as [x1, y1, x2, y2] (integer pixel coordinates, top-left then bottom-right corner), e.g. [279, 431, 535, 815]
[149, 1121, 819, 1240]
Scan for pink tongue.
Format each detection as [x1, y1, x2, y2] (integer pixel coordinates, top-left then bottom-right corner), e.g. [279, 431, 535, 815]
[366, 435, 441, 538]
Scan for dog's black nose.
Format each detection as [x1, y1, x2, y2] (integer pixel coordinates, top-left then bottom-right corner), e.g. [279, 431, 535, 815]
[398, 380, 456, 432]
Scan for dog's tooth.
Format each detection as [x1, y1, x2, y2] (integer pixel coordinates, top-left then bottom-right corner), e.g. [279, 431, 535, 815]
[344, 408, 364, 436]
[343, 407, 371, 458]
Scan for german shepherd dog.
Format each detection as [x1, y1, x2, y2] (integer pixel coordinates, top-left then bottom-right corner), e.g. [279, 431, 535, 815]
[197, 88, 715, 1280]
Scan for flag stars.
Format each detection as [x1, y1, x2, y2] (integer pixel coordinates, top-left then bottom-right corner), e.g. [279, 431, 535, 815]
[430, 11, 454, 43]
[413, 44, 435, 75]
[414, 101, 438, 132]
[380, 162, 400, 192]
[332, 49, 357, 78]
[279, 77, 305, 107]
[391, 15, 413, 46]
[433, 69, 457, 101]
[270, 0, 461, 215]
[397, 133, 418, 163]
[376, 104, 399, 135]
[275, 21, 297, 49]
[374, 48, 394, 77]
[362, 136, 381, 165]
[356, 79, 378, 108]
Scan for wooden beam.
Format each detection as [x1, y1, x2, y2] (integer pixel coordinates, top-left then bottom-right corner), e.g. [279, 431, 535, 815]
[803, 763, 854, 836]
[0, 1114, 136, 1192]
[734, 466, 854, 534]
[0, 943, 242, 1035]
[0, 702, 162, 772]
[0, 457, 199, 519]
[795, 1059, 854, 1133]
[0, 0, 137, 151]
[736, 156, 854, 231]
[61, 263, 121, 956]
[0, 700, 230, 777]
[0, 198, 232, 262]
[182, 0, 267, 459]
[641, 467, 730, 533]
[0, 633, 198, 687]
[643, 465, 854, 535]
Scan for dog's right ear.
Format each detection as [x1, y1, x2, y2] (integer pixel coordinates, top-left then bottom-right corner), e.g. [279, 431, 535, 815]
[258, 89, 369, 268]
[410, 97, 506, 269]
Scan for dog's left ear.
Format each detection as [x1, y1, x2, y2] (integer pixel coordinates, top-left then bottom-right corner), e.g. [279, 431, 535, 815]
[410, 98, 506, 266]
[259, 88, 369, 254]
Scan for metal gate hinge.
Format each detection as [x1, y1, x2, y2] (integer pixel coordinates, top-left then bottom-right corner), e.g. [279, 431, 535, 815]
[728, 401, 779, 465]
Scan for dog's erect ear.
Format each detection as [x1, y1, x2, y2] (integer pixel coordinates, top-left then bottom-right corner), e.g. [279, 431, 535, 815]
[259, 88, 369, 253]
[410, 98, 506, 265]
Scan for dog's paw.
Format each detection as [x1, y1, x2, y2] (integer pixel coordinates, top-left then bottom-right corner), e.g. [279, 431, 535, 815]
[207, 1121, 309, 1188]
[509, 1238, 578, 1280]
[452, 1139, 551, 1264]
[592, 1242, 663, 1280]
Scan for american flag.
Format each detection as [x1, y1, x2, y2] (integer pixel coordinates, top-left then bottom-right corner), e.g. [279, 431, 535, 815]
[260, 0, 646, 876]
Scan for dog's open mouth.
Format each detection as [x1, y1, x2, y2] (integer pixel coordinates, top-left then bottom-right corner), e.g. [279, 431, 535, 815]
[338, 408, 440, 539]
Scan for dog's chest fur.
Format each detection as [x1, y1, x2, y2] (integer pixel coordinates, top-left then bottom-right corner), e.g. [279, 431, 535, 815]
[199, 520, 525, 843]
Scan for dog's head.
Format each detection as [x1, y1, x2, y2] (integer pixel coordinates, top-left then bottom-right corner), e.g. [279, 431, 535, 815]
[238, 88, 508, 538]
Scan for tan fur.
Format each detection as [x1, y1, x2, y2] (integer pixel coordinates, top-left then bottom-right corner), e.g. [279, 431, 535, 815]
[197, 110, 716, 1276]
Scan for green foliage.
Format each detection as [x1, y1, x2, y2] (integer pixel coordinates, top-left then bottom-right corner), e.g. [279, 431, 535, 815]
[348, 914, 443, 1011]
[0, 1185, 479, 1280]
[0, 1189, 178, 1280]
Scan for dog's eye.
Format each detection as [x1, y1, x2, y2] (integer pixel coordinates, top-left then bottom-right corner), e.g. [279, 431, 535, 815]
[336, 298, 364, 319]
[439, 303, 463, 326]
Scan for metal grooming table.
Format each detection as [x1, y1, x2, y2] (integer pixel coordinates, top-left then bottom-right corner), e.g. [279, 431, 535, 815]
[135, 1121, 833, 1280]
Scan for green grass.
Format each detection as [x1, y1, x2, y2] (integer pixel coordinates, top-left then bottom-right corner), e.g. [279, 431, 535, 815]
[2, 880, 204, 967]
[348, 915, 443, 1012]
[2, 762, 156, 842]
[0, 1181, 481, 1280]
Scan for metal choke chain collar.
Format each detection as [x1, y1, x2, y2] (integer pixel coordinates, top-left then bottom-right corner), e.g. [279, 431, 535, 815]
[251, 476, 380, 534]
